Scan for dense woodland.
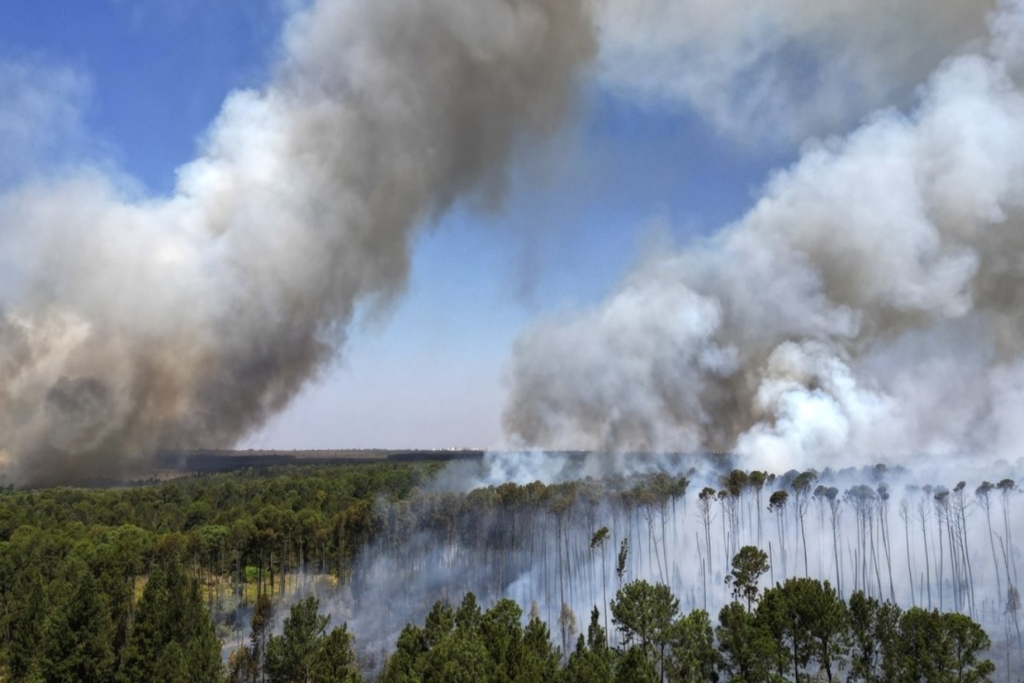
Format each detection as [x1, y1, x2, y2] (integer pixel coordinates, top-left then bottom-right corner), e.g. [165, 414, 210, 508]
[0, 457, 1015, 681]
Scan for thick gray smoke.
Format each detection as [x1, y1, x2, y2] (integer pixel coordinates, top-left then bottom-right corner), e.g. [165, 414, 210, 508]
[598, 0, 996, 143]
[0, 0, 596, 484]
[505, 2, 1024, 473]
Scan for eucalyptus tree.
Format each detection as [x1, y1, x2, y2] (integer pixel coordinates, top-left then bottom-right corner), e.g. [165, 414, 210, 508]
[877, 484, 896, 603]
[697, 488, 715, 594]
[814, 485, 829, 580]
[916, 486, 934, 609]
[824, 486, 843, 594]
[952, 481, 976, 618]
[548, 486, 578, 622]
[716, 490, 732, 578]
[791, 471, 817, 577]
[846, 485, 880, 599]
[768, 490, 789, 579]
[748, 471, 768, 548]
[899, 497, 916, 607]
[975, 481, 1002, 614]
[617, 537, 630, 589]
[997, 479, 1018, 590]
[722, 470, 748, 556]
[934, 487, 952, 612]
[591, 526, 612, 642]
[647, 473, 684, 582]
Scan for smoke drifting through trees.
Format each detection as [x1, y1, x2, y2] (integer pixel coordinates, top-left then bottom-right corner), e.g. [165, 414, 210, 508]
[504, 1, 1024, 475]
[309, 453, 1023, 677]
[0, 0, 596, 485]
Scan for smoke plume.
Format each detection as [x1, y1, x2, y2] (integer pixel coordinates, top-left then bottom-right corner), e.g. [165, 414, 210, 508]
[504, 1, 1024, 473]
[0, 0, 596, 484]
[598, 0, 996, 143]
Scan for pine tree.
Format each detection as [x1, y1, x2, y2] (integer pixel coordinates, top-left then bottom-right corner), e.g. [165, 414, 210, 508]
[118, 555, 222, 683]
[520, 613, 561, 683]
[265, 597, 330, 683]
[9, 569, 46, 680]
[41, 568, 116, 683]
[310, 625, 362, 683]
[669, 609, 720, 683]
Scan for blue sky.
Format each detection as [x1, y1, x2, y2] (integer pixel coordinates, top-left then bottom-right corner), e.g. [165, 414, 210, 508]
[0, 0, 791, 450]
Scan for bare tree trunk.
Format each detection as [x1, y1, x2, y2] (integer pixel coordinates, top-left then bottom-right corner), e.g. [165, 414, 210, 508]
[983, 495, 1004, 614]
[869, 512, 884, 600]
[919, 503, 933, 609]
[901, 502, 916, 606]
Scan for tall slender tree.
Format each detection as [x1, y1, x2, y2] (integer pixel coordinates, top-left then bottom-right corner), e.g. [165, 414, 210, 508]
[976, 482, 1003, 616]
[792, 472, 817, 577]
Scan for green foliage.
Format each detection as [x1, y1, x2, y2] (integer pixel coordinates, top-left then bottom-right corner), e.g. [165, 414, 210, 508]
[8, 569, 46, 680]
[262, 596, 362, 683]
[616, 539, 629, 583]
[613, 646, 657, 683]
[897, 607, 995, 683]
[381, 593, 563, 683]
[751, 577, 850, 682]
[725, 546, 770, 610]
[563, 609, 614, 683]
[611, 580, 681, 682]
[0, 464, 1004, 683]
[848, 590, 901, 683]
[610, 580, 679, 659]
[716, 600, 775, 683]
[669, 609, 719, 683]
[310, 624, 362, 683]
[521, 613, 562, 682]
[117, 555, 221, 683]
[944, 612, 995, 683]
[41, 567, 115, 683]
[265, 597, 331, 682]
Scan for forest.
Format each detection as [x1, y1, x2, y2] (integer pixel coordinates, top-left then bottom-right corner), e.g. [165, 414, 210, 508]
[0, 454, 1015, 681]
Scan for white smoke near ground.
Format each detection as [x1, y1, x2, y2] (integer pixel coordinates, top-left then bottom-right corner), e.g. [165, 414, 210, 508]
[301, 455, 1024, 678]
[0, 0, 596, 484]
[597, 0, 996, 143]
[504, 1, 1024, 473]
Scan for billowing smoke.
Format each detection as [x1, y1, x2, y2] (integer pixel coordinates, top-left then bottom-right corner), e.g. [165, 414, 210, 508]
[598, 0, 996, 142]
[0, 0, 596, 484]
[504, 2, 1024, 472]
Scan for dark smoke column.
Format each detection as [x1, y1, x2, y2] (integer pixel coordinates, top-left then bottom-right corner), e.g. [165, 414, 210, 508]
[0, 0, 596, 485]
